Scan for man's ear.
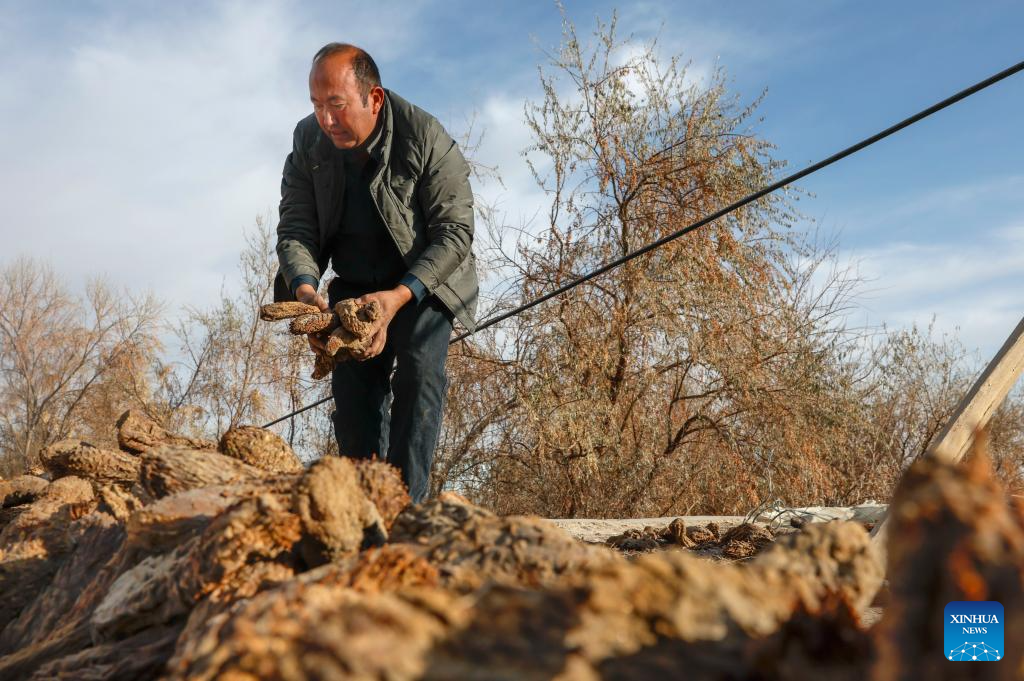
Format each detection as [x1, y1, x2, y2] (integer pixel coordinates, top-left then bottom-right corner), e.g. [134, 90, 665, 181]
[370, 86, 385, 115]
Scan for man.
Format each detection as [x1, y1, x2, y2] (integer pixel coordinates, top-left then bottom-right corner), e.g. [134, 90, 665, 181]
[274, 43, 478, 503]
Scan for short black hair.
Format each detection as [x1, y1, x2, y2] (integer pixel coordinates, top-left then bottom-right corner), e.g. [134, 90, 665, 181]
[311, 43, 382, 106]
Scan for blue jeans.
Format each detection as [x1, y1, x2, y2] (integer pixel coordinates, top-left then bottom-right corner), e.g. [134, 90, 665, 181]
[328, 279, 453, 503]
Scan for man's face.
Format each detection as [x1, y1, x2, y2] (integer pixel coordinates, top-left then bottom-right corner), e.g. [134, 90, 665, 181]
[309, 55, 384, 149]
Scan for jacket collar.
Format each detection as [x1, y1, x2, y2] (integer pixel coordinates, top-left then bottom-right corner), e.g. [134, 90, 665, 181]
[364, 99, 386, 158]
[373, 89, 394, 166]
[364, 90, 394, 183]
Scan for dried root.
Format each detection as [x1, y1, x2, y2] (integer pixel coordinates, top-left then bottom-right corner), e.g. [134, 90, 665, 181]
[335, 299, 381, 337]
[606, 520, 775, 559]
[260, 292, 384, 380]
[1, 414, 1020, 681]
[258, 301, 321, 321]
[288, 312, 339, 335]
[218, 426, 304, 474]
[311, 351, 336, 380]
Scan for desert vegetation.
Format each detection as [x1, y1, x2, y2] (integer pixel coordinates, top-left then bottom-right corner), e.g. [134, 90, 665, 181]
[437, 16, 1024, 516]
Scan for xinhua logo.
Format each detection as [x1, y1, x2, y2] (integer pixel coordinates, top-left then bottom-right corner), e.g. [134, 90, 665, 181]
[945, 601, 1004, 661]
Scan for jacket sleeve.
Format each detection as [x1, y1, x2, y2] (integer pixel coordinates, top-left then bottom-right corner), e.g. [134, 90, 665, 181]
[275, 123, 322, 294]
[407, 125, 474, 293]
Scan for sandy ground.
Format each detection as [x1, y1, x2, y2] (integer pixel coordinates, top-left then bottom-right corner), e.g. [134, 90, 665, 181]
[551, 516, 747, 544]
[551, 505, 887, 544]
[552, 513, 889, 629]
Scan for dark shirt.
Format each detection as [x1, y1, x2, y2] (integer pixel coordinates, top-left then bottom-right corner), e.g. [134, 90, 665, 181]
[291, 117, 426, 301]
[331, 120, 406, 290]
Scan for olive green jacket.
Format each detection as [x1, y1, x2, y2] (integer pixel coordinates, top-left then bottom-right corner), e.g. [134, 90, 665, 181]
[274, 89, 478, 331]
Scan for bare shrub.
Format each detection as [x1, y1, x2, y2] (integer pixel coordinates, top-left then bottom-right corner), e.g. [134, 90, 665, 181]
[155, 216, 334, 461]
[0, 259, 159, 477]
[432, 12, 1024, 516]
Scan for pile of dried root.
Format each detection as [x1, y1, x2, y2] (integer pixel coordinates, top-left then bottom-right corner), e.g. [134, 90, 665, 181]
[0, 410, 1019, 680]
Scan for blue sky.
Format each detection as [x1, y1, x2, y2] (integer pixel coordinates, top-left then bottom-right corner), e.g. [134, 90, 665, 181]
[1, 0, 1022, 354]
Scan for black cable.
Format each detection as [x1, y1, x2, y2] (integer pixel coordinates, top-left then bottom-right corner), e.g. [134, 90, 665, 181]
[262, 58, 1024, 429]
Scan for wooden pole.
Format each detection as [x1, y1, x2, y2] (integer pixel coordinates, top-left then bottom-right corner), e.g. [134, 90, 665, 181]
[870, 316, 1024, 549]
[927, 316, 1024, 464]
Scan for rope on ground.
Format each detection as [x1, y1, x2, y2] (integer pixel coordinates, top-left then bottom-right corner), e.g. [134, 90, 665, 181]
[743, 499, 840, 531]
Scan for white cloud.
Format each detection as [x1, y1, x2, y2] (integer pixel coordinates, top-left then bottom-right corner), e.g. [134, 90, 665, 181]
[460, 15, 769, 309]
[835, 227, 1024, 356]
[472, 97, 549, 231]
[445, 91, 551, 313]
[614, 2, 790, 67]
[612, 40, 712, 103]
[0, 0, 428, 312]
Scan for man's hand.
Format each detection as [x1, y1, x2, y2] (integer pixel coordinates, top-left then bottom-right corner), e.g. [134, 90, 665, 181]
[295, 283, 330, 353]
[351, 285, 414, 360]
